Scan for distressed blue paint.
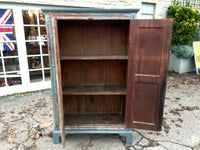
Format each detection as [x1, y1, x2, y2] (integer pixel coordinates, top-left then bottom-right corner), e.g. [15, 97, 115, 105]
[44, 8, 139, 146]
[43, 8, 139, 13]
[54, 12, 136, 20]
[53, 129, 133, 144]
[45, 13, 60, 130]
[43, 8, 139, 20]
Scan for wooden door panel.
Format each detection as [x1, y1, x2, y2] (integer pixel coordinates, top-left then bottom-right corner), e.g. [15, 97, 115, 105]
[136, 27, 163, 75]
[133, 82, 158, 125]
[127, 19, 173, 130]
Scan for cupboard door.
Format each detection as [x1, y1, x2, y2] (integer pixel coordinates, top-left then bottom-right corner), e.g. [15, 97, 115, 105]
[126, 19, 173, 130]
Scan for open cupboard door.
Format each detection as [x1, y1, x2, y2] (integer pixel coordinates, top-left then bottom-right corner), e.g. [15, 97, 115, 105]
[126, 19, 173, 130]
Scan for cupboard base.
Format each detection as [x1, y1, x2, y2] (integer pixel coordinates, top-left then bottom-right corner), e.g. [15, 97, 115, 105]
[53, 129, 133, 145]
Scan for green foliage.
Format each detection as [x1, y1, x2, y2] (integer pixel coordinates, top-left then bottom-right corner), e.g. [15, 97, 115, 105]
[167, 4, 200, 45]
[171, 45, 194, 59]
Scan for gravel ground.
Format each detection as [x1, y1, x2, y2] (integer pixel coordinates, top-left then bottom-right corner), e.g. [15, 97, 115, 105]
[0, 72, 200, 150]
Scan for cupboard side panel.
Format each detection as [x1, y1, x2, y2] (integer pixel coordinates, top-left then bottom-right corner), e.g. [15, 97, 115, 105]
[45, 13, 60, 130]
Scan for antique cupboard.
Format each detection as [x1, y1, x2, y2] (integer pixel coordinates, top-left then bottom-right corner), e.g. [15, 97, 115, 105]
[44, 8, 173, 147]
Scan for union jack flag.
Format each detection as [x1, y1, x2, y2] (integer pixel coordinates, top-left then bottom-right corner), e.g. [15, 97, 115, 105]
[0, 9, 15, 51]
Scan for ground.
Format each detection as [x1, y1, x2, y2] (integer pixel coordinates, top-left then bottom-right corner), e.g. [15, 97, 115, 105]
[0, 72, 200, 150]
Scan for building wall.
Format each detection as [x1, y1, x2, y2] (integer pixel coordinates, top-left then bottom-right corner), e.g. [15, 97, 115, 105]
[2, 0, 172, 18]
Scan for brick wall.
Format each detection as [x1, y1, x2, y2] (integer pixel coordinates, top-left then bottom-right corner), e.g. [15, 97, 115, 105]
[2, 0, 172, 18]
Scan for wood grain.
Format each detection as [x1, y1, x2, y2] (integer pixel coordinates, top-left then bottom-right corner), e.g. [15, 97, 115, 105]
[62, 85, 127, 95]
[126, 19, 173, 130]
[64, 114, 125, 129]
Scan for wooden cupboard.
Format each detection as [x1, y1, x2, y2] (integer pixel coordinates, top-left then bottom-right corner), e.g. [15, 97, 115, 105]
[44, 8, 173, 147]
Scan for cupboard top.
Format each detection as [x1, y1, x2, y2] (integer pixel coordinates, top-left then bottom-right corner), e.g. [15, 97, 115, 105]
[43, 8, 139, 20]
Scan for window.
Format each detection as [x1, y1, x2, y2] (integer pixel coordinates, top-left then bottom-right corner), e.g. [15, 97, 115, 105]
[141, 3, 155, 19]
[0, 9, 21, 87]
[22, 10, 50, 83]
[0, 6, 51, 96]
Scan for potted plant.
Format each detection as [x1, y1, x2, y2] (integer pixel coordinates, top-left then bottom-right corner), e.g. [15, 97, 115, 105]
[168, 45, 195, 73]
[167, 1, 200, 73]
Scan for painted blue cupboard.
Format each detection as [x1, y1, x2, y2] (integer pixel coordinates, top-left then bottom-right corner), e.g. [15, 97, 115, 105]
[44, 8, 173, 147]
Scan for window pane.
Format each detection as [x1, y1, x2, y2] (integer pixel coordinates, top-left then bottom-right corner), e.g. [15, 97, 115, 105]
[26, 43, 40, 55]
[40, 27, 47, 36]
[142, 3, 155, 14]
[7, 77, 21, 86]
[24, 26, 38, 40]
[28, 56, 41, 69]
[0, 26, 16, 42]
[43, 56, 49, 68]
[0, 59, 3, 72]
[4, 58, 19, 71]
[0, 9, 14, 24]
[42, 43, 48, 54]
[23, 10, 37, 25]
[39, 11, 45, 25]
[26, 41, 39, 48]
[141, 14, 154, 19]
[0, 78, 6, 87]
[3, 42, 18, 56]
[44, 70, 50, 81]
[30, 70, 42, 83]
[0, 42, 15, 51]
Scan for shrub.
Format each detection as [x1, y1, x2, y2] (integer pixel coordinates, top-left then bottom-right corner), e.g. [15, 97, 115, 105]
[167, 4, 200, 45]
[171, 45, 194, 59]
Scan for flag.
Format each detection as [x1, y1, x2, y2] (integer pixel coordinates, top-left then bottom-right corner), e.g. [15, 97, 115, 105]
[0, 9, 15, 51]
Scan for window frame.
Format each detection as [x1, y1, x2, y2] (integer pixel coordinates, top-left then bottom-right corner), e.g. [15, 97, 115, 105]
[0, 9, 20, 87]
[140, 2, 155, 19]
[22, 9, 50, 83]
[0, 3, 55, 96]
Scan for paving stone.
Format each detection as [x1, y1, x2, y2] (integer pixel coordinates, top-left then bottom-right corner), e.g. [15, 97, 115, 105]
[194, 147, 200, 150]
[41, 124, 53, 136]
[143, 145, 167, 150]
[23, 114, 39, 128]
[16, 144, 25, 150]
[134, 145, 143, 150]
[138, 138, 150, 146]
[35, 136, 63, 149]
[127, 147, 135, 150]
[32, 108, 54, 124]
[86, 135, 125, 150]
[132, 131, 142, 144]
[1, 113, 24, 123]
[0, 122, 5, 134]
[159, 142, 192, 150]
[0, 140, 17, 150]
[23, 138, 34, 147]
[9, 121, 29, 133]
[194, 143, 200, 150]
[12, 131, 29, 144]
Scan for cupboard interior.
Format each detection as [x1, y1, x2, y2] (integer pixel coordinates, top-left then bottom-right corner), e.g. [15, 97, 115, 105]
[58, 20, 129, 57]
[58, 20, 130, 129]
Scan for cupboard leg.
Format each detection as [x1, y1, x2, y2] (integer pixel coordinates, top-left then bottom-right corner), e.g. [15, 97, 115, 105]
[119, 130, 132, 145]
[53, 130, 61, 144]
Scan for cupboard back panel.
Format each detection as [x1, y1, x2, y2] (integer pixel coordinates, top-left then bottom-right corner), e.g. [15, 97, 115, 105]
[58, 20, 129, 56]
[61, 60, 127, 87]
[63, 95, 125, 114]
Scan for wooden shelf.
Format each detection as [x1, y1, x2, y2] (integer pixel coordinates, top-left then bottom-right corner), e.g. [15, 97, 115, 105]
[60, 55, 128, 60]
[62, 85, 127, 95]
[64, 114, 125, 130]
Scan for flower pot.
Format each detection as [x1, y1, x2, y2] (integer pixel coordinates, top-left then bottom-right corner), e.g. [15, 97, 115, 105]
[168, 52, 195, 73]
